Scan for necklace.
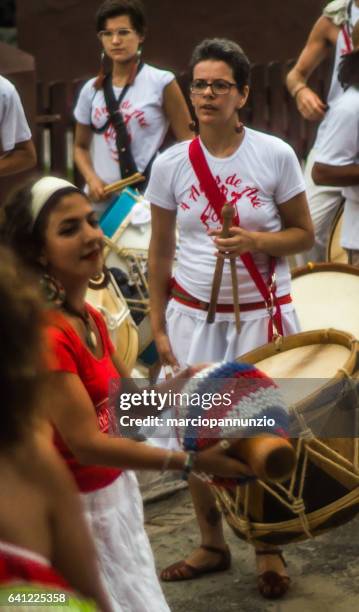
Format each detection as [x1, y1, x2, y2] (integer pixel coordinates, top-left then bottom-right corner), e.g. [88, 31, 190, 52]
[62, 303, 97, 350]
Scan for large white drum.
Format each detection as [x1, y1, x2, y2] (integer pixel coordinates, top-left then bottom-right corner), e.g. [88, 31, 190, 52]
[291, 262, 359, 340]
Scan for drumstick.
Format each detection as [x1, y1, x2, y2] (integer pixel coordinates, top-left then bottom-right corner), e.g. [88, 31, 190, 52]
[103, 172, 146, 195]
[230, 254, 240, 333]
[207, 204, 240, 329]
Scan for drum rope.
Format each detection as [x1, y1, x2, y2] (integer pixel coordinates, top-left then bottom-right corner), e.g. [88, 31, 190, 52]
[337, 367, 359, 473]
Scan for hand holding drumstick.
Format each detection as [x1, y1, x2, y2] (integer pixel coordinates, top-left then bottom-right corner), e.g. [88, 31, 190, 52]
[207, 203, 241, 331]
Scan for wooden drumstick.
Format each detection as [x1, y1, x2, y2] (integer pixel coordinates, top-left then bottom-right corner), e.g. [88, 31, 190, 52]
[226, 436, 296, 482]
[103, 172, 146, 195]
[207, 203, 240, 330]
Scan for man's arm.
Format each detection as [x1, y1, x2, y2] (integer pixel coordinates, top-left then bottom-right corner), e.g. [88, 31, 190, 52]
[312, 162, 359, 186]
[0, 139, 36, 176]
[286, 16, 339, 120]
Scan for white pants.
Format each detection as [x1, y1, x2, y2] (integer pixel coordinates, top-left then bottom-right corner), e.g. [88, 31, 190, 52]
[81, 472, 170, 612]
[296, 147, 343, 266]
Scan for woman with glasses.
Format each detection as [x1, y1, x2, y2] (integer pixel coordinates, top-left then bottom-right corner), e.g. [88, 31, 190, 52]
[74, 0, 192, 208]
[146, 38, 314, 599]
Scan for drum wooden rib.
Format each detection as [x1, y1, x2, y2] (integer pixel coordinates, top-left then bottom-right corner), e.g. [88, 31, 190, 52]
[292, 263, 359, 341]
[215, 329, 359, 545]
[86, 274, 139, 371]
[327, 204, 348, 264]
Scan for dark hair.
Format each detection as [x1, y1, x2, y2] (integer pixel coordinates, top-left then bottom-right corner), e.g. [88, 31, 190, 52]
[95, 0, 146, 35]
[189, 38, 250, 93]
[0, 179, 80, 274]
[0, 246, 44, 447]
[338, 50, 359, 90]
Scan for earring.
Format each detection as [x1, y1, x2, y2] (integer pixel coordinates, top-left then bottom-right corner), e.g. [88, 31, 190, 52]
[189, 120, 198, 133]
[235, 121, 244, 134]
[40, 274, 66, 306]
[88, 266, 110, 290]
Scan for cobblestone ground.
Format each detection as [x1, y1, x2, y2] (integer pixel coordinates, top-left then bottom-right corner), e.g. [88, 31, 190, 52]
[144, 487, 359, 612]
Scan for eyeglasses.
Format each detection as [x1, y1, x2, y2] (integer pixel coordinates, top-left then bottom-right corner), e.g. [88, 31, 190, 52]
[98, 28, 135, 41]
[190, 79, 238, 96]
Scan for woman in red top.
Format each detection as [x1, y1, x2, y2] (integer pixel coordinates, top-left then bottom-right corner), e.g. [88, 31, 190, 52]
[0, 246, 110, 611]
[0, 175, 251, 612]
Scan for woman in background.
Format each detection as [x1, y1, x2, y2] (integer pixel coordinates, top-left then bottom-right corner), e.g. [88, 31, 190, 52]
[74, 0, 192, 208]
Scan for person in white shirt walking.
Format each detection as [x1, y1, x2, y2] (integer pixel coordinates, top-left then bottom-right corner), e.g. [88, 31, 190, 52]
[286, 0, 359, 263]
[312, 20, 359, 266]
[0, 75, 36, 177]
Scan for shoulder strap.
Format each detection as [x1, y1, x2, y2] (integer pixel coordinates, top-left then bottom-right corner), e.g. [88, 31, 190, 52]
[102, 73, 138, 178]
[188, 136, 284, 339]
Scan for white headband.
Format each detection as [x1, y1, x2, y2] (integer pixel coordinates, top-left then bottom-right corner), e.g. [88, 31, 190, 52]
[31, 176, 79, 226]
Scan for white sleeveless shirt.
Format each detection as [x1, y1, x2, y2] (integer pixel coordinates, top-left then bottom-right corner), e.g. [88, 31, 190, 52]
[315, 0, 359, 148]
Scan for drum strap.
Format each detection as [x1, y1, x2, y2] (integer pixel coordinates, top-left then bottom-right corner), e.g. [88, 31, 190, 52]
[342, 22, 353, 53]
[188, 136, 284, 340]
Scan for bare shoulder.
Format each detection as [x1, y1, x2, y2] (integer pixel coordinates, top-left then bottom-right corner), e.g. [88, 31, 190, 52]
[19, 433, 77, 496]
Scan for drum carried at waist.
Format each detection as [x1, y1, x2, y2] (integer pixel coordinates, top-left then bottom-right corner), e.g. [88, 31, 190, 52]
[86, 271, 139, 371]
[214, 329, 359, 546]
[291, 262, 359, 340]
[99, 187, 157, 366]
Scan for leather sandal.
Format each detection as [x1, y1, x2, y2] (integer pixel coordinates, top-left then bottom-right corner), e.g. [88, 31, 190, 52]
[256, 549, 291, 599]
[160, 545, 231, 582]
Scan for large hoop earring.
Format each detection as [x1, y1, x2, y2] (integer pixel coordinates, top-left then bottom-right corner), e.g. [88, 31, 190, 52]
[40, 274, 66, 306]
[88, 266, 111, 290]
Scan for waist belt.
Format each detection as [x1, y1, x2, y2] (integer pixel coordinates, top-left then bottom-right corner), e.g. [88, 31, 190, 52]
[171, 280, 292, 313]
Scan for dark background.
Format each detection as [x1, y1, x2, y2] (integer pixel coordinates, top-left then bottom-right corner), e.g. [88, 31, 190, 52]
[16, 0, 327, 83]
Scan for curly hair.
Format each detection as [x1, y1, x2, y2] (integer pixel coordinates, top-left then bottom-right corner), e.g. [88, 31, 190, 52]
[0, 246, 44, 446]
[189, 38, 251, 93]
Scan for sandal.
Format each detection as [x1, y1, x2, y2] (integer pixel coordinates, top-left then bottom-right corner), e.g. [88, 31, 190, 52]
[160, 545, 231, 582]
[256, 549, 291, 599]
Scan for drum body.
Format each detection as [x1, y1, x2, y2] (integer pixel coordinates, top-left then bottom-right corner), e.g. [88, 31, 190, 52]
[327, 204, 348, 264]
[100, 189, 157, 365]
[291, 262, 359, 340]
[86, 274, 139, 371]
[215, 330, 359, 545]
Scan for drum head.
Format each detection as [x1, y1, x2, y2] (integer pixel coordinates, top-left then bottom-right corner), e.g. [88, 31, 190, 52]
[216, 330, 359, 545]
[292, 263, 359, 340]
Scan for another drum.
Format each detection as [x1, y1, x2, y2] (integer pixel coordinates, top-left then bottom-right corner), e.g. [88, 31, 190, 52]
[86, 272, 139, 371]
[100, 189, 157, 365]
[291, 262, 359, 340]
[327, 203, 348, 264]
[214, 329, 359, 545]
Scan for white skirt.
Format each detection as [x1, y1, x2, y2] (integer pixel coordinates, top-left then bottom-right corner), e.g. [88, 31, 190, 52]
[166, 298, 300, 368]
[81, 472, 170, 612]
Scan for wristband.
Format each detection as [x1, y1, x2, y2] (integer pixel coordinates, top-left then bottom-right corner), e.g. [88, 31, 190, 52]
[181, 451, 197, 481]
[293, 85, 308, 100]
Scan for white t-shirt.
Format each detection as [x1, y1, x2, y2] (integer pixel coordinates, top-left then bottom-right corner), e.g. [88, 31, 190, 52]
[74, 64, 174, 186]
[315, 1, 359, 148]
[145, 130, 305, 303]
[0, 76, 32, 154]
[315, 86, 359, 249]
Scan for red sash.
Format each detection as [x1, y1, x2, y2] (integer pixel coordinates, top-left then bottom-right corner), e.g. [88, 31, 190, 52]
[188, 136, 285, 340]
[342, 23, 353, 54]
